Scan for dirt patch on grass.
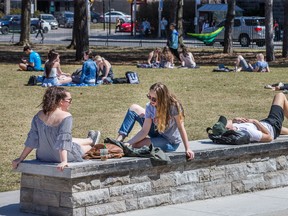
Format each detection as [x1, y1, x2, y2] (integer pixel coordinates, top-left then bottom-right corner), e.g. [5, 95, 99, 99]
[1, 43, 287, 67]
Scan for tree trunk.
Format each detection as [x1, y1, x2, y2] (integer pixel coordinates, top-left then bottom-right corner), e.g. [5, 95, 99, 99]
[176, 0, 183, 46]
[282, 0, 288, 57]
[223, 0, 235, 54]
[68, 0, 89, 61]
[265, 0, 275, 61]
[18, 0, 31, 46]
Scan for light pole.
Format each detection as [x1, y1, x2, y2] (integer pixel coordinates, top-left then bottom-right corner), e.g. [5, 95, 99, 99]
[158, 0, 163, 38]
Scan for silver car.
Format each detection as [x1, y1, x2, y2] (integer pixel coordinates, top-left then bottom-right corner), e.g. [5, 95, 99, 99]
[202, 16, 266, 47]
[39, 14, 58, 30]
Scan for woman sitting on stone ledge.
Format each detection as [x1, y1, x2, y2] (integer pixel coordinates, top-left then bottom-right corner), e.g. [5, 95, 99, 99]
[116, 82, 194, 160]
[12, 86, 101, 171]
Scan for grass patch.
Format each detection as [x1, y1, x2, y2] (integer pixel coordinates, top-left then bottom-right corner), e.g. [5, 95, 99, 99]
[1, 45, 288, 192]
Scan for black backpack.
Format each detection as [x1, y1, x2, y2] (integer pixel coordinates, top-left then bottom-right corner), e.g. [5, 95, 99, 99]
[206, 127, 250, 145]
[27, 75, 38, 86]
[125, 71, 140, 84]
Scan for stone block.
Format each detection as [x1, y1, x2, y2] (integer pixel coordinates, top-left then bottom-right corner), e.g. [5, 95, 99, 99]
[247, 159, 277, 174]
[264, 171, 288, 188]
[86, 201, 126, 216]
[71, 188, 110, 208]
[33, 188, 60, 207]
[109, 182, 151, 197]
[152, 173, 177, 189]
[48, 206, 85, 216]
[138, 193, 170, 209]
[102, 175, 130, 187]
[125, 198, 138, 211]
[225, 163, 248, 181]
[175, 170, 198, 186]
[210, 165, 226, 181]
[198, 168, 211, 183]
[171, 185, 204, 204]
[204, 182, 232, 199]
[242, 174, 266, 191]
[276, 156, 288, 170]
[20, 187, 33, 203]
[231, 181, 244, 194]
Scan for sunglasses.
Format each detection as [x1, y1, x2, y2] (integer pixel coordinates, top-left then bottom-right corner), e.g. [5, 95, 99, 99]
[146, 94, 157, 103]
[64, 98, 72, 104]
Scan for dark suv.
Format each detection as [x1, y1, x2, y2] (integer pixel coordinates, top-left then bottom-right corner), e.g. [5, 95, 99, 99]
[55, 11, 74, 28]
[0, 15, 49, 34]
[202, 16, 266, 47]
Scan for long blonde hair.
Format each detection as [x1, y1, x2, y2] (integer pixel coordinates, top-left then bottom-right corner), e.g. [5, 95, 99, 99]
[150, 82, 184, 132]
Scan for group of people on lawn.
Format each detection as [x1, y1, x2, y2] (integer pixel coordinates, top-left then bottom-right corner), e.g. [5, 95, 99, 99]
[19, 45, 114, 87]
[14, 23, 287, 171]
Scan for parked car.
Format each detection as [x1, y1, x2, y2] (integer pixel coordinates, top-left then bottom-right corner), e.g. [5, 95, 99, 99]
[0, 15, 51, 34]
[55, 11, 74, 28]
[39, 14, 58, 29]
[202, 16, 266, 47]
[100, 11, 131, 23]
[91, 11, 101, 23]
[120, 21, 140, 32]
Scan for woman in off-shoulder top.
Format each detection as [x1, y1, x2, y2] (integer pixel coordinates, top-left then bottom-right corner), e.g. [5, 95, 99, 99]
[12, 86, 100, 171]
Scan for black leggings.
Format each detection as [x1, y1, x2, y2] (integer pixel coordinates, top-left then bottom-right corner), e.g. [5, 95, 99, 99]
[169, 48, 180, 61]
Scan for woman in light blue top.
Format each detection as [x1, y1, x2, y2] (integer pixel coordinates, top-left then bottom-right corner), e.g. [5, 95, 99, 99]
[12, 87, 100, 171]
[116, 82, 194, 160]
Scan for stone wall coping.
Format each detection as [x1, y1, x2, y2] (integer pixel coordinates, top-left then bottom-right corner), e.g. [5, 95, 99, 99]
[15, 135, 288, 179]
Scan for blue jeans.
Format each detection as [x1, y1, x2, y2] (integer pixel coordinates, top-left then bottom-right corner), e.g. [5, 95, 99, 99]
[118, 109, 180, 152]
[118, 109, 158, 138]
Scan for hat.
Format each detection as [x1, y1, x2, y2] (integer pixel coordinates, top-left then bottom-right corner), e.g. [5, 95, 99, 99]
[212, 115, 227, 136]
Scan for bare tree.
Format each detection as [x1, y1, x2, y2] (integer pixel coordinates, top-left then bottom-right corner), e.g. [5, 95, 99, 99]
[282, 0, 288, 57]
[176, 0, 184, 46]
[68, 0, 89, 61]
[265, 0, 275, 61]
[18, 0, 31, 46]
[223, 0, 235, 53]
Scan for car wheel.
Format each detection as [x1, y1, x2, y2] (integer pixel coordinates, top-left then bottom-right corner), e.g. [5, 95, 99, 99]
[240, 34, 250, 47]
[92, 18, 98, 23]
[205, 41, 215, 46]
[1, 26, 9, 34]
[43, 27, 49, 33]
[119, 18, 125, 23]
[30, 25, 37, 34]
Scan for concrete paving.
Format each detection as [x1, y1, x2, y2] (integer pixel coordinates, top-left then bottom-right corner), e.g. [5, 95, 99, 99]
[1, 186, 288, 216]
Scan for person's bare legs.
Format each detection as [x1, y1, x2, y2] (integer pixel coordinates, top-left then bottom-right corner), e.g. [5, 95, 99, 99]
[116, 104, 145, 141]
[235, 55, 243, 72]
[58, 76, 72, 85]
[271, 93, 288, 118]
[19, 63, 27, 71]
[72, 137, 93, 153]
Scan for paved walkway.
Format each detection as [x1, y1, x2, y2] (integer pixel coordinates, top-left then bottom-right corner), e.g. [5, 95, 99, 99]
[1, 186, 288, 216]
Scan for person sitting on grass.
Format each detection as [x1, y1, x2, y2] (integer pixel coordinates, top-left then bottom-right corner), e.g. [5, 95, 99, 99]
[215, 92, 288, 143]
[235, 53, 270, 72]
[42, 50, 72, 87]
[19, 45, 43, 71]
[179, 46, 197, 68]
[94, 55, 114, 84]
[12, 86, 101, 171]
[115, 82, 194, 160]
[72, 50, 97, 85]
[160, 46, 174, 68]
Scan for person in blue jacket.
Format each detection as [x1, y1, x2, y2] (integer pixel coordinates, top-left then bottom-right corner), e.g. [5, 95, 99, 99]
[167, 23, 180, 61]
[77, 50, 97, 84]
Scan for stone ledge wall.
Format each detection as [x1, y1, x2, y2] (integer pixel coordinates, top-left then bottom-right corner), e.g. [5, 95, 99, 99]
[19, 146, 288, 216]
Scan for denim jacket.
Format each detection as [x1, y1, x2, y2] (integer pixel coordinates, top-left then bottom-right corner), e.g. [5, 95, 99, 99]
[80, 59, 97, 84]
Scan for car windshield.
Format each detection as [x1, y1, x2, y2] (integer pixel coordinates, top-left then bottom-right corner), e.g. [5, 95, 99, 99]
[1, 15, 14, 21]
[65, 14, 73, 18]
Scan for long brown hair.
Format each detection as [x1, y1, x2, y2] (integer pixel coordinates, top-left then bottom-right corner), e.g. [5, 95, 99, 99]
[41, 86, 68, 115]
[150, 82, 184, 132]
[44, 50, 59, 78]
[161, 46, 173, 63]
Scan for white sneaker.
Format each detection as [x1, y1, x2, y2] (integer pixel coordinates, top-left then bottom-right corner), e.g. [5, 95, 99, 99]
[87, 130, 101, 146]
[278, 82, 284, 88]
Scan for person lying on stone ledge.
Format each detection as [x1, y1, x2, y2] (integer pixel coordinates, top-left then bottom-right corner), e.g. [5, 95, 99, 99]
[214, 92, 288, 143]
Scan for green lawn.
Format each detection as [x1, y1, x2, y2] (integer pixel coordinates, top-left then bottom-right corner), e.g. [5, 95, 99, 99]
[1, 46, 288, 192]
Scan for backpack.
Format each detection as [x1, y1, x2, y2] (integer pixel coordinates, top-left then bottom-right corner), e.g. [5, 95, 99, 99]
[206, 127, 251, 145]
[26, 75, 38, 86]
[125, 71, 140, 84]
[71, 68, 82, 84]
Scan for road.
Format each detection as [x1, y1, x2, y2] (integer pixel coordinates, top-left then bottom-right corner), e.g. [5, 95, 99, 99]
[0, 27, 283, 49]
